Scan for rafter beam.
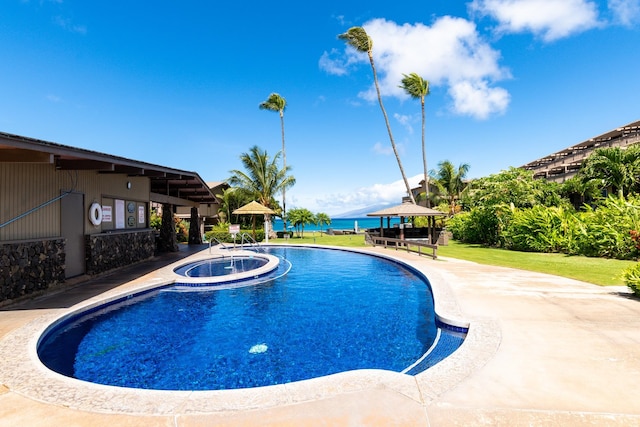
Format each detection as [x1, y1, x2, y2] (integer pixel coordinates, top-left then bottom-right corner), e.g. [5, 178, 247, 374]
[0, 149, 54, 163]
[56, 158, 115, 171]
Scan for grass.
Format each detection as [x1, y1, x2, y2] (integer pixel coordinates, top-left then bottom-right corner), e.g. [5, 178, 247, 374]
[271, 232, 368, 247]
[436, 241, 635, 286]
[270, 234, 635, 287]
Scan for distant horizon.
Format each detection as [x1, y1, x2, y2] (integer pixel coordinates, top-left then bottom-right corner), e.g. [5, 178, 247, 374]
[272, 216, 400, 232]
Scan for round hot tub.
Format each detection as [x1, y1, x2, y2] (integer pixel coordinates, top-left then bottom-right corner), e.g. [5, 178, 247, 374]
[171, 252, 282, 286]
[174, 256, 268, 277]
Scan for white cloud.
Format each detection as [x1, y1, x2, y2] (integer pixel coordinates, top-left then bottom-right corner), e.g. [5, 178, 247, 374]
[53, 16, 87, 34]
[449, 80, 510, 119]
[372, 139, 408, 156]
[291, 174, 423, 215]
[319, 49, 348, 76]
[372, 142, 394, 155]
[327, 17, 511, 120]
[469, 0, 601, 41]
[394, 113, 414, 133]
[608, 0, 640, 26]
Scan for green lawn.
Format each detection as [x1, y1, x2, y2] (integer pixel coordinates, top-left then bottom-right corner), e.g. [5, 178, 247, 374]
[436, 241, 635, 286]
[271, 234, 635, 287]
[271, 232, 367, 247]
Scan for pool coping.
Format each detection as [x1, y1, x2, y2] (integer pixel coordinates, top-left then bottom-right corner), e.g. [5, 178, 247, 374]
[0, 245, 500, 416]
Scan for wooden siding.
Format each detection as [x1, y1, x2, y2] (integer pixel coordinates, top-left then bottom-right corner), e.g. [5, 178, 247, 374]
[0, 163, 150, 242]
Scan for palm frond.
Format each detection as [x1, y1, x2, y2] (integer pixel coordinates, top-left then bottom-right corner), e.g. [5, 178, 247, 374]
[338, 26, 372, 53]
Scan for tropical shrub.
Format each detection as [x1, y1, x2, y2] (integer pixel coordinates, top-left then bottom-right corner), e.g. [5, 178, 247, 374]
[175, 217, 189, 243]
[622, 263, 640, 296]
[149, 210, 162, 230]
[447, 206, 508, 246]
[502, 205, 580, 253]
[574, 196, 640, 259]
[466, 167, 564, 209]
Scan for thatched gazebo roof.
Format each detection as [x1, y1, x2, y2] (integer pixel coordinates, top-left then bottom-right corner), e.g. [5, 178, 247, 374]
[367, 201, 445, 218]
[232, 201, 275, 215]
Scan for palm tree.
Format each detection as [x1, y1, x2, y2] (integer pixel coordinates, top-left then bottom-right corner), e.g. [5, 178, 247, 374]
[215, 187, 251, 225]
[228, 146, 295, 234]
[432, 160, 470, 215]
[579, 144, 640, 198]
[315, 212, 331, 234]
[400, 73, 430, 206]
[287, 207, 316, 237]
[338, 26, 416, 204]
[259, 93, 288, 229]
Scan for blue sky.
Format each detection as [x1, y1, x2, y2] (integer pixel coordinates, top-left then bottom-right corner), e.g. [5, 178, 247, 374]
[1, 0, 639, 215]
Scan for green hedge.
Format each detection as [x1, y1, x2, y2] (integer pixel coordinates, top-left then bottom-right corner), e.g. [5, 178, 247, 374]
[450, 196, 640, 260]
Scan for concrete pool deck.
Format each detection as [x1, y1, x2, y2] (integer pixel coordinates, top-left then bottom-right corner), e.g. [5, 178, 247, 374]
[1, 244, 639, 426]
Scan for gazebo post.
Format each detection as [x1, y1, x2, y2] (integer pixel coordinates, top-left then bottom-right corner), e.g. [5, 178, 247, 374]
[379, 217, 383, 238]
[430, 216, 435, 244]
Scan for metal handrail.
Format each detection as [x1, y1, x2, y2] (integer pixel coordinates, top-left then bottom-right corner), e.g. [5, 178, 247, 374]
[0, 170, 77, 230]
[208, 236, 231, 253]
[238, 232, 266, 253]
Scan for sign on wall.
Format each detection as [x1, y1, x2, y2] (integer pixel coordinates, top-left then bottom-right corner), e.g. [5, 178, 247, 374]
[102, 205, 113, 222]
[138, 205, 145, 224]
[115, 199, 125, 229]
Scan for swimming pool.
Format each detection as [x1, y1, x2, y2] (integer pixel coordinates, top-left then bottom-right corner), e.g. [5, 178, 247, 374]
[173, 255, 269, 277]
[37, 246, 465, 391]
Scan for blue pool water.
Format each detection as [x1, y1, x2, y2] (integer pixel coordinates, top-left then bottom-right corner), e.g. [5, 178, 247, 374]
[173, 255, 268, 277]
[38, 247, 454, 391]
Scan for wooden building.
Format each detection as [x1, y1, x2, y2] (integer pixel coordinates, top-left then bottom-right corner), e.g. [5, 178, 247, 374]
[521, 120, 640, 183]
[0, 132, 217, 303]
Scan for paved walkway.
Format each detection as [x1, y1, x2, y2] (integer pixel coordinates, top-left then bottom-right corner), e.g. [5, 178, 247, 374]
[1, 244, 639, 426]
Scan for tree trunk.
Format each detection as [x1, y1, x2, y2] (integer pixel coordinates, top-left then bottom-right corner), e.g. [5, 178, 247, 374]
[158, 203, 178, 252]
[188, 206, 202, 245]
[368, 51, 416, 204]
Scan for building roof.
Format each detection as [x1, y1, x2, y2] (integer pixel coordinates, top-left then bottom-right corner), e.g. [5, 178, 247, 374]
[0, 132, 218, 205]
[367, 201, 445, 217]
[520, 119, 640, 174]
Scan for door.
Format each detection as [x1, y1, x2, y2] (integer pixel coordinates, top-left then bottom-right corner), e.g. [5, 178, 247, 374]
[60, 192, 85, 278]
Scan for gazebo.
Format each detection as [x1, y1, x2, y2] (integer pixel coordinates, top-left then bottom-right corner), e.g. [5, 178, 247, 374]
[232, 201, 275, 242]
[367, 201, 445, 243]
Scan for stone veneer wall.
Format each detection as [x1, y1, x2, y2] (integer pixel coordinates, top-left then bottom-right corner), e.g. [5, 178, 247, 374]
[85, 230, 155, 275]
[0, 239, 65, 302]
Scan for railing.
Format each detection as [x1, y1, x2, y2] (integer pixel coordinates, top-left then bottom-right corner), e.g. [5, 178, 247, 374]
[370, 236, 438, 259]
[238, 232, 266, 253]
[207, 233, 267, 254]
[1, 171, 77, 230]
[208, 236, 231, 253]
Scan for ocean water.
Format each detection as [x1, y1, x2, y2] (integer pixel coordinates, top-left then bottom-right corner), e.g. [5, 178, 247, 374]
[272, 217, 401, 232]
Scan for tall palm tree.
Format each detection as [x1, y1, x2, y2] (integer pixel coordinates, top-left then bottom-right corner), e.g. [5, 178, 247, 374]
[432, 160, 470, 214]
[228, 146, 295, 233]
[259, 93, 288, 229]
[400, 73, 430, 206]
[338, 26, 416, 204]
